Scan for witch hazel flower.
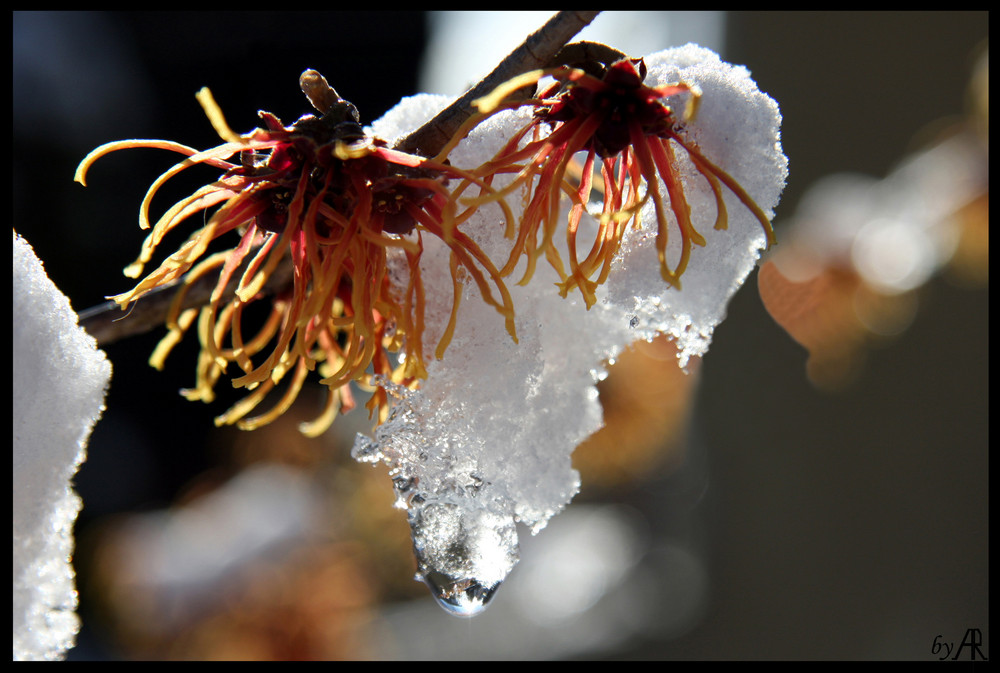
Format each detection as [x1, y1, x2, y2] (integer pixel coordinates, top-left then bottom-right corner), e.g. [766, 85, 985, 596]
[76, 70, 516, 436]
[438, 43, 777, 309]
[354, 44, 787, 615]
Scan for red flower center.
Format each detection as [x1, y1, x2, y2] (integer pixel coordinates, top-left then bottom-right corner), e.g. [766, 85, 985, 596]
[539, 58, 674, 158]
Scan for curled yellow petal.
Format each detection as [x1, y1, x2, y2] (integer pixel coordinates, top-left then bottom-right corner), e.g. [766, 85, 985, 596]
[195, 87, 244, 144]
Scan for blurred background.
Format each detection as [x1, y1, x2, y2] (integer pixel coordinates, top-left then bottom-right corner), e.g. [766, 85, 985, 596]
[13, 11, 987, 660]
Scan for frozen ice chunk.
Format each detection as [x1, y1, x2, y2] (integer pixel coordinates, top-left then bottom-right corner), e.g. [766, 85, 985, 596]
[354, 44, 787, 613]
[13, 231, 112, 659]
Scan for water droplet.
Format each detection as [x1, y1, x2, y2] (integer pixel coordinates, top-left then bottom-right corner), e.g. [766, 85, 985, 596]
[408, 502, 519, 618]
[422, 570, 500, 617]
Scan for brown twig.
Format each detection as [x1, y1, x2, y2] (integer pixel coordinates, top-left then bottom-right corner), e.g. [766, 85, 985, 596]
[79, 255, 295, 346]
[79, 10, 601, 346]
[393, 10, 601, 156]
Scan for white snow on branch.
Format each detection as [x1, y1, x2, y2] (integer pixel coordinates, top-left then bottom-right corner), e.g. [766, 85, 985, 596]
[358, 44, 787, 614]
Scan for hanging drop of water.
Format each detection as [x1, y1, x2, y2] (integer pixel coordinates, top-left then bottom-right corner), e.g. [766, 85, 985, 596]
[408, 502, 519, 617]
[422, 570, 500, 617]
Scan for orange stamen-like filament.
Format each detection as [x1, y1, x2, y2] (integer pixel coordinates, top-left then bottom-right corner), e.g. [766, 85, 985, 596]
[85, 77, 534, 435]
[413, 205, 518, 347]
[628, 118, 712, 288]
[458, 60, 775, 306]
[667, 131, 776, 245]
[559, 148, 598, 305]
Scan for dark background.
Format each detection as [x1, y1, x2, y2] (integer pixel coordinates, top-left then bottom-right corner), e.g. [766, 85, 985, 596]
[13, 11, 988, 660]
